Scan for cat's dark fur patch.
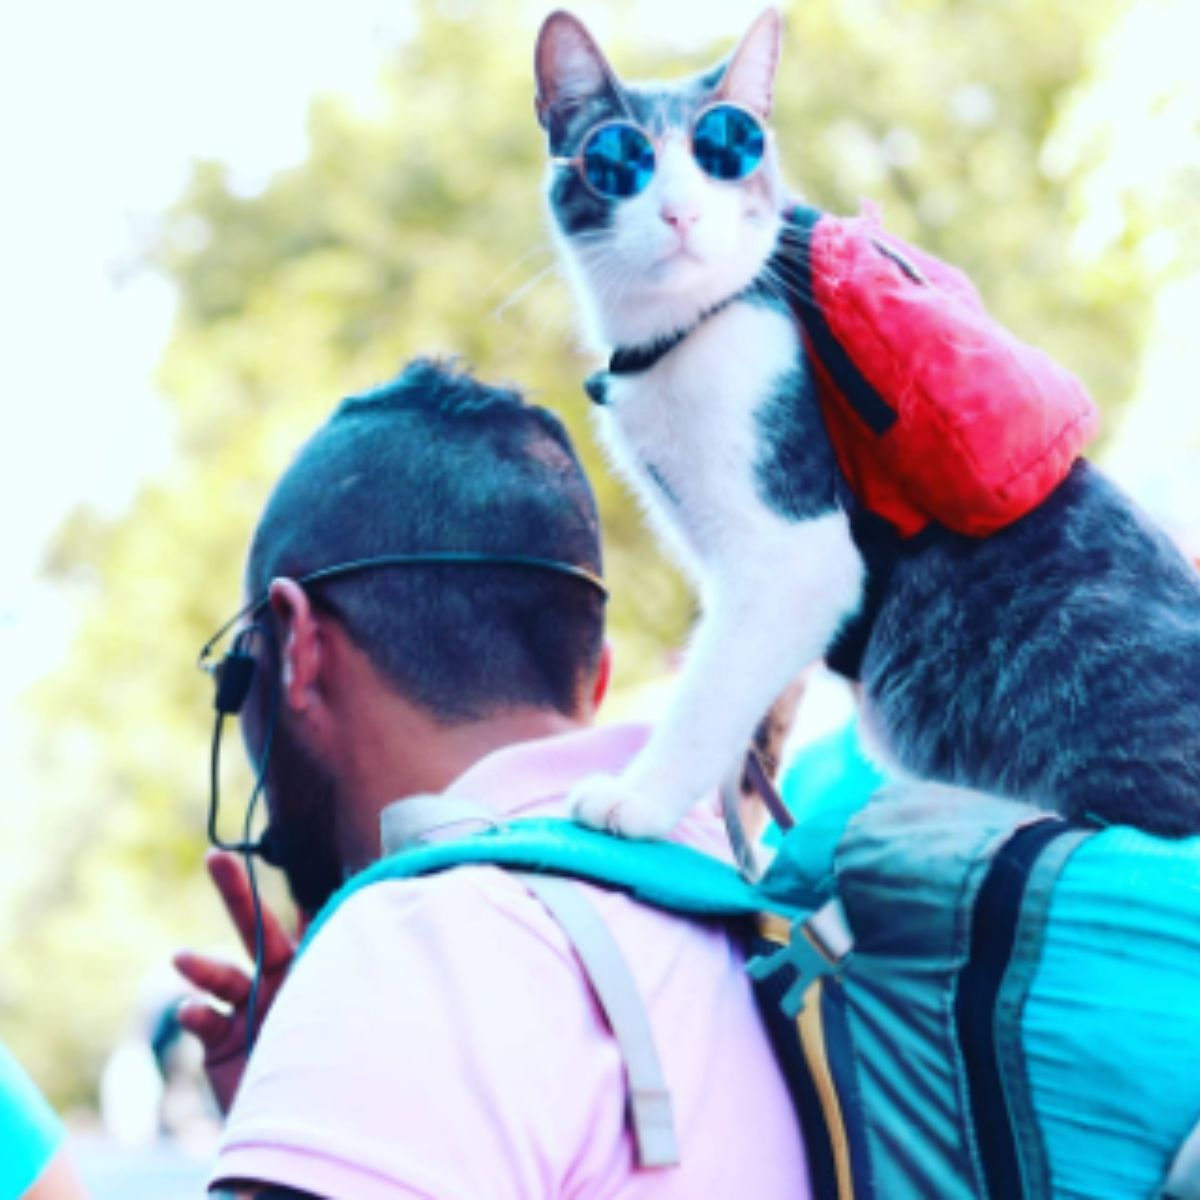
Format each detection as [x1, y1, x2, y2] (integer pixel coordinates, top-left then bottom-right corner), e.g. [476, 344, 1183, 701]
[548, 168, 614, 237]
[752, 364, 839, 521]
[545, 92, 624, 237]
[864, 461, 1200, 835]
[626, 84, 708, 135]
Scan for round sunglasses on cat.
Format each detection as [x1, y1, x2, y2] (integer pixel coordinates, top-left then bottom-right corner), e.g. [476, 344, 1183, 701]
[554, 102, 767, 200]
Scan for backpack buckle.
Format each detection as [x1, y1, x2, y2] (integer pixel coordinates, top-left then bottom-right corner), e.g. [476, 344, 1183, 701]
[747, 898, 854, 1018]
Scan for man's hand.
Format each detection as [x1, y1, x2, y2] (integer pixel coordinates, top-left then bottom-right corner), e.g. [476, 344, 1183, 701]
[174, 850, 296, 1113]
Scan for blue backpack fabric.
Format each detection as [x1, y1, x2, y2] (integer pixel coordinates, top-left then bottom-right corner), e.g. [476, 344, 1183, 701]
[761, 786, 1200, 1200]
[307, 788, 1200, 1199]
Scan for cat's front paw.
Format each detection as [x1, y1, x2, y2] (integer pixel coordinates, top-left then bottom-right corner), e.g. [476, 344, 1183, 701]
[568, 772, 684, 840]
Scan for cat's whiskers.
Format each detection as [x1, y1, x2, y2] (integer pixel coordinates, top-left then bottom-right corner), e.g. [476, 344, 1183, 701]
[490, 259, 564, 322]
[489, 234, 634, 321]
[586, 268, 639, 319]
[755, 265, 810, 310]
[572, 245, 642, 314]
[488, 241, 558, 295]
[758, 259, 826, 311]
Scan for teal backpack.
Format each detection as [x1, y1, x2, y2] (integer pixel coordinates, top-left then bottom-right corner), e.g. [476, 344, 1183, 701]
[304, 785, 1200, 1199]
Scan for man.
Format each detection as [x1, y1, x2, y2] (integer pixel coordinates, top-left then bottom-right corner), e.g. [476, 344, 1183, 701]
[176, 359, 809, 1198]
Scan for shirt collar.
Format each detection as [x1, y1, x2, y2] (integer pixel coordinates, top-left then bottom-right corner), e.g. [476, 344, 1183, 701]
[379, 722, 732, 861]
[444, 722, 650, 820]
[450, 722, 732, 860]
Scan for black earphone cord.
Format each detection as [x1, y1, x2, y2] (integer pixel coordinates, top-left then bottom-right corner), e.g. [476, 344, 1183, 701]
[196, 551, 608, 674]
[208, 669, 279, 1058]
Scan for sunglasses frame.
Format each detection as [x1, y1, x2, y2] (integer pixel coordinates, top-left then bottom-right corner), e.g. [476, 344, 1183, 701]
[553, 100, 769, 201]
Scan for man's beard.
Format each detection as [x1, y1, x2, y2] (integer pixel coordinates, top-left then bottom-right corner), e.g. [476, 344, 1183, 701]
[264, 715, 346, 918]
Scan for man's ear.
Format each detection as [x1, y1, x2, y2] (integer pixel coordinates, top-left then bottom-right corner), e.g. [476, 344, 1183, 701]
[716, 8, 783, 117]
[267, 578, 323, 715]
[535, 10, 622, 133]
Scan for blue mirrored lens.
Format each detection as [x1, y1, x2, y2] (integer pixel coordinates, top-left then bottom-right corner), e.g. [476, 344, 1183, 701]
[581, 123, 655, 198]
[692, 105, 766, 181]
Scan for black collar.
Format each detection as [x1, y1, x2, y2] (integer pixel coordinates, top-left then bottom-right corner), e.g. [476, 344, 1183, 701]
[606, 290, 746, 378]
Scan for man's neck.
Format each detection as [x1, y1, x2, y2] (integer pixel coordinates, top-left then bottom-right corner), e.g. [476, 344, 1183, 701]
[311, 621, 597, 874]
[338, 698, 589, 873]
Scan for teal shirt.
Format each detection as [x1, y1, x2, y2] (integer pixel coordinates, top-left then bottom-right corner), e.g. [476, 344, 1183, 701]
[0, 1042, 63, 1199]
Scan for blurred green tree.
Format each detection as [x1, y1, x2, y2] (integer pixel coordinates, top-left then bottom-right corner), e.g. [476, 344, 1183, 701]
[6, 0, 1163, 1105]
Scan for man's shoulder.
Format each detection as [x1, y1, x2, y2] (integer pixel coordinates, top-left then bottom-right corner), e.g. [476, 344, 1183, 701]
[218, 863, 646, 1198]
[311, 860, 581, 965]
[292, 855, 739, 1043]
[221, 848, 808, 1199]
[313, 845, 736, 978]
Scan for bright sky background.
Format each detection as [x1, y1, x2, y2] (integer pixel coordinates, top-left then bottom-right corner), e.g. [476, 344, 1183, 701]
[1064, 0, 1200, 540]
[0, 1, 384, 695]
[1, 0, 1198, 715]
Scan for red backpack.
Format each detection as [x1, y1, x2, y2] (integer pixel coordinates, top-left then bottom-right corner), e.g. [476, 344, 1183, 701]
[779, 205, 1098, 538]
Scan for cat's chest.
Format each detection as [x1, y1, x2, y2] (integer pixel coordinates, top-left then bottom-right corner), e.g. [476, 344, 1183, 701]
[600, 301, 801, 489]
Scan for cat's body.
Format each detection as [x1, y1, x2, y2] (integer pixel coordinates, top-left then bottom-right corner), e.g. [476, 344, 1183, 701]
[534, 9, 1200, 838]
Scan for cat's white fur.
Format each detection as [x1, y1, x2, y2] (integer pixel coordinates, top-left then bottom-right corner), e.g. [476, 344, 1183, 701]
[541, 9, 865, 837]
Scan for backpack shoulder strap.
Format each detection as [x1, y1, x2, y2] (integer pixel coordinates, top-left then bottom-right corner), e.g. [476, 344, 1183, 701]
[519, 872, 679, 1169]
[311, 805, 803, 930]
[304, 799, 806, 1171]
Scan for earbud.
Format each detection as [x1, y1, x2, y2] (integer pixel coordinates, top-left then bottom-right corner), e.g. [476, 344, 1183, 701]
[214, 651, 256, 715]
[213, 628, 258, 715]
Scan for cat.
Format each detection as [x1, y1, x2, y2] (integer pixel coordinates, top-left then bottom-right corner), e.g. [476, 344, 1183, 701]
[533, 7, 1200, 840]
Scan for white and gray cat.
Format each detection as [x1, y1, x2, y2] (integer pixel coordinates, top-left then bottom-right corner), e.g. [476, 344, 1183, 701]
[534, 8, 1200, 840]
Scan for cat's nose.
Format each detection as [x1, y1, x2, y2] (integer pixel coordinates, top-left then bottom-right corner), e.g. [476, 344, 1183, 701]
[660, 205, 700, 235]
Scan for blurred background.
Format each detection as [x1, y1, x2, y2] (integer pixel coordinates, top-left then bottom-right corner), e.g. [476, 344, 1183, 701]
[2, 0, 1198, 1191]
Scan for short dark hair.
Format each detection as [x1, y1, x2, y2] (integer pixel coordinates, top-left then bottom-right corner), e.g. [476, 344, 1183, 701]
[247, 358, 605, 722]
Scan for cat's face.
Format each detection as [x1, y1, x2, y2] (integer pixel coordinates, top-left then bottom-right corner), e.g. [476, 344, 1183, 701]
[536, 10, 787, 347]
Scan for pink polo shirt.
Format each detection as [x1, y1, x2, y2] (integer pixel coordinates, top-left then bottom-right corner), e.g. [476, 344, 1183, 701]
[211, 723, 810, 1198]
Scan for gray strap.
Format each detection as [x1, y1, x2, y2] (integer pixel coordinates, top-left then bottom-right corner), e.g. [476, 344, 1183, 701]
[720, 768, 765, 884]
[379, 798, 679, 1166]
[379, 794, 501, 855]
[1162, 1116, 1200, 1199]
[519, 872, 680, 1170]
[806, 895, 854, 960]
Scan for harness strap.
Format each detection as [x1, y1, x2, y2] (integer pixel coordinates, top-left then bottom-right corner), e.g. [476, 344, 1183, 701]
[377, 795, 680, 1170]
[520, 872, 681, 1170]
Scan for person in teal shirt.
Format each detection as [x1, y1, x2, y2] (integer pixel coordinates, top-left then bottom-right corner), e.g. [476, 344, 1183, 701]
[0, 1042, 86, 1199]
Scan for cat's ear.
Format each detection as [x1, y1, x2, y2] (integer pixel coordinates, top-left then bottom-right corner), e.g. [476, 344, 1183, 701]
[716, 8, 783, 117]
[535, 11, 622, 134]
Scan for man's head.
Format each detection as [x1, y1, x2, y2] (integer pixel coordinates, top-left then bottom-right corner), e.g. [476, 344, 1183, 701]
[241, 358, 607, 912]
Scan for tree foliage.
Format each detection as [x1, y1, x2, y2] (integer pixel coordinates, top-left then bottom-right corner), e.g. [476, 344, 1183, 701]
[7, 0, 1163, 1105]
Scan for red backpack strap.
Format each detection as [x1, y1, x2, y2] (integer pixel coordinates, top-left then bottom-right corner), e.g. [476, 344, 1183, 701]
[771, 206, 900, 439]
